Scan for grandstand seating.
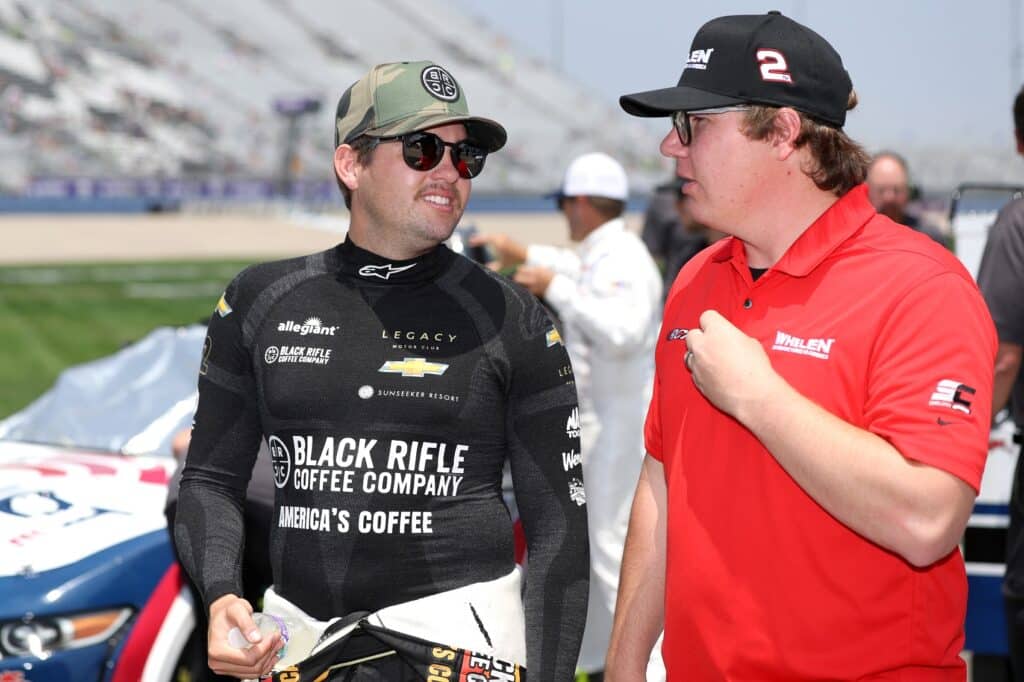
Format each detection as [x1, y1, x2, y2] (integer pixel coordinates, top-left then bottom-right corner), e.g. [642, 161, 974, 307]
[0, 0, 664, 196]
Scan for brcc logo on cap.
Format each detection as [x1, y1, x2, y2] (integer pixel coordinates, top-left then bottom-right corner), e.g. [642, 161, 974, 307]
[421, 65, 460, 102]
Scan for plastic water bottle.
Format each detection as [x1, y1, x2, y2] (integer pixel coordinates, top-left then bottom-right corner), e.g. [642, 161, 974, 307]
[227, 612, 315, 667]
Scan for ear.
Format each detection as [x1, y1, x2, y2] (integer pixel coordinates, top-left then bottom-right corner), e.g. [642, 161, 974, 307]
[771, 107, 803, 160]
[335, 144, 362, 193]
[1016, 129, 1024, 156]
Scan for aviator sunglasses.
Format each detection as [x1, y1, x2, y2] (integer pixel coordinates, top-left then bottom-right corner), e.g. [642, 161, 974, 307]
[371, 131, 488, 179]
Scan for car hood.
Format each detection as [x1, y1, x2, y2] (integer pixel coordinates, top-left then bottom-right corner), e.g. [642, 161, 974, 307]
[0, 441, 175, 577]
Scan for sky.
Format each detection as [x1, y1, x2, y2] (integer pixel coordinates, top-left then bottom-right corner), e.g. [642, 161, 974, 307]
[453, 0, 1024, 155]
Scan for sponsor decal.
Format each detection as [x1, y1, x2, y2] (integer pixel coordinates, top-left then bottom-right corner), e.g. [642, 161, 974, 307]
[929, 379, 976, 414]
[565, 407, 581, 438]
[666, 328, 688, 342]
[0, 490, 124, 526]
[200, 335, 212, 375]
[381, 329, 458, 343]
[562, 450, 581, 472]
[277, 317, 338, 336]
[264, 345, 332, 366]
[379, 357, 449, 378]
[269, 435, 291, 489]
[358, 263, 417, 280]
[757, 48, 793, 84]
[215, 293, 233, 317]
[273, 436, 473, 536]
[569, 477, 586, 506]
[358, 385, 374, 399]
[420, 64, 460, 102]
[684, 47, 715, 71]
[374, 388, 462, 403]
[771, 330, 834, 360]
[546, 327, 563, 347]
[0, 671, 27, 682]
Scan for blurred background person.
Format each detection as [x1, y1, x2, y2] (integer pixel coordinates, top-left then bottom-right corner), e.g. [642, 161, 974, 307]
[474, 152, 663, 681]
[978, 83, 1024, 681]
[641, 176, 726, 294]
[867, 151, 949, 247]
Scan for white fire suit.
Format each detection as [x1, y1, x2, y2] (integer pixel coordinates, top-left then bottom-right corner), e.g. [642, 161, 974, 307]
[527, 217, 663, 675]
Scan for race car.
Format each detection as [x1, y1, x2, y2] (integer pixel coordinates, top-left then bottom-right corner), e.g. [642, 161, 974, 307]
[0, 442, 199, 681]
[0, 325, 206, 681]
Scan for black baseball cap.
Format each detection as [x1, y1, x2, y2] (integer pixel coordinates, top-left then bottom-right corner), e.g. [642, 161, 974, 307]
[620, 11, 852, 127]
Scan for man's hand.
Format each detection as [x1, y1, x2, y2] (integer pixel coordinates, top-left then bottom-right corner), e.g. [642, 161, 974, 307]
[207, 594, 282, 679]
[468, 232, 527, 270]
[513, 265, 555, 297]
[685, 309, 784, 419]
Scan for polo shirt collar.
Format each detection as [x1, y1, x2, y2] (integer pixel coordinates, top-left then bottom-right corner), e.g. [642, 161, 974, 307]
[711, 184, 875, 277]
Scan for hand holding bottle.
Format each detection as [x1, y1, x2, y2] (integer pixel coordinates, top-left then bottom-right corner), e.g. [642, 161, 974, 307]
[207, 594, 282, 679]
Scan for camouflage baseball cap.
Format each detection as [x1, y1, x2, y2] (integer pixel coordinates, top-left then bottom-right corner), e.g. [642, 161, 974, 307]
[335, 61, 507, 152]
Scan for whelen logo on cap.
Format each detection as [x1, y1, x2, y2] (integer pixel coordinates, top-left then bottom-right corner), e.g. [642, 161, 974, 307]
[684, 48, 715, 71]
[421, 65, 459, 102]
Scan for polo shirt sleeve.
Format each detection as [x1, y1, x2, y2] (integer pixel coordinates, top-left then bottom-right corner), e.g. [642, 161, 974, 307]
[863, 272, 997, 490]
[977, 199, 1024, 345]
[644, 360, 664, 461]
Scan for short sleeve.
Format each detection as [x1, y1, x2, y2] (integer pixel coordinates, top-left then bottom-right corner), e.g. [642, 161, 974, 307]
[864, 273, 997, 490]
[644, 361, 664, 461]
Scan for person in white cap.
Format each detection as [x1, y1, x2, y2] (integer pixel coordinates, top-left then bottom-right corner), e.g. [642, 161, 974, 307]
[473, 152, 663, 681]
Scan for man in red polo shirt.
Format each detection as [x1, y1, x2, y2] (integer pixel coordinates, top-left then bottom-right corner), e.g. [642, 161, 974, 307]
[605, 11, 997, 681]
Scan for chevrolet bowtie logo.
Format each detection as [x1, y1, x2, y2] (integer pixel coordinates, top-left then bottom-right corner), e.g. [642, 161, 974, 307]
[545, 328, 563, 347]
[378, 357, 449, 378]
[358, 263, 417, 280]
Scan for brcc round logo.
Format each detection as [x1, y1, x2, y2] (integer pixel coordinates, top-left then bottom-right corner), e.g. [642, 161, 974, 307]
[264, 346, 280, 364]
[421, 65, 459, 102]
[269, 436, 291, 489]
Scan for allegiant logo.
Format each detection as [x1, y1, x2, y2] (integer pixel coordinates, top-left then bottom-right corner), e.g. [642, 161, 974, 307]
[278, 318, 338, 336]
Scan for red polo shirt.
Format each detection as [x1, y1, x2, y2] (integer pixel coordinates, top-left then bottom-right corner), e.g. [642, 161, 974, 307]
[646, 185, 996, 680]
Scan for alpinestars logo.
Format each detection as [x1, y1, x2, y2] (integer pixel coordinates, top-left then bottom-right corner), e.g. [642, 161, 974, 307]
[566, 407, 581, 438]
[358, 263, 417, 280]
[684, 48, 715, 70]
[929, 379, 976, 414]
[278, 317, 338, 336]
[771, 331, 835, 360]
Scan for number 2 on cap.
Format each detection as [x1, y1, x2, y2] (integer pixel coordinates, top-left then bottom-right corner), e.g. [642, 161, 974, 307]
[757, 49, 793, 83]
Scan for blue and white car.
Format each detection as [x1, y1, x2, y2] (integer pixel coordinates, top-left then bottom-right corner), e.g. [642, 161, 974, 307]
[0, 325, 206, 681]
[0, 442, 196, 681]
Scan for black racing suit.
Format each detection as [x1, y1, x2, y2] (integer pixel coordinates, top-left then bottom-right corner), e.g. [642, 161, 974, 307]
[174, 238, 589, 680]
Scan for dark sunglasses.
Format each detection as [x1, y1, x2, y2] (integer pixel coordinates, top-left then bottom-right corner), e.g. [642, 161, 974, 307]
[372, 131, 488, 179]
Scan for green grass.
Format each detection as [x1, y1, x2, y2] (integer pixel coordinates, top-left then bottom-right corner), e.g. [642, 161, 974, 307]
[0, 260, 255, 418]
